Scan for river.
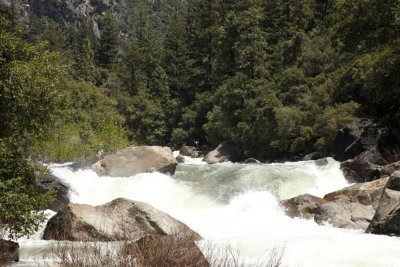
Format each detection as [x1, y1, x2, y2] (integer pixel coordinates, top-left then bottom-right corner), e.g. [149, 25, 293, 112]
[15, 156, 400, 266]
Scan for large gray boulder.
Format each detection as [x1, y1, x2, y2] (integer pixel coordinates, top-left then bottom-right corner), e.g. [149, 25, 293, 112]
[282, 178, 389, 230]
[315, 198, 376, 229]
[43, 198, 200, 242]
[323, 176, 389, 209]
[92, 146, 178, 177]
[0, 239, 19, 264]
[366, 171, 400, 235]
[314, 177, 389, 230]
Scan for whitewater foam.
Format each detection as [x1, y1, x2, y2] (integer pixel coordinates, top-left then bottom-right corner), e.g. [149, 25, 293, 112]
[15, 159, 400, 266]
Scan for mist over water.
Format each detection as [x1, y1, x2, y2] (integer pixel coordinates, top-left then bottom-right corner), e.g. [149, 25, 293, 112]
[16, 157, 400, 266]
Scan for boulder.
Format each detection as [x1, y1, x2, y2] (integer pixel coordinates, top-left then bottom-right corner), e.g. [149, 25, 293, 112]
[92, 146, 178, 177]
[303, 152, 323, 161]
[366, 171, 400, 236]
[335, 119, 400, 182]
[323, 177, 389, 209]
[203, 144, 229, 164]
[381, 161, 400, 176]
[315, 158, 329, 166]
[340, 149, 400, 183]
[36, 173, 70, 212]
[315, 199, 376, 229]
[314, 177, 389, 230]
[242, 158, 260, 164]
[334, 119, 382, 162]
[0, 239, 19, 264]
[43, 198, 201, 242]
[281, 194, 327, 219]
[176, 155, 185, 163]
[340, 149, 387, 183]
[124, 235, 210, 267]
[179, 145, 199, 158]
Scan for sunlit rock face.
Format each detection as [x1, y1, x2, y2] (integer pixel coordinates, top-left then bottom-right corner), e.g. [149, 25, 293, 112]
[92, 146, 178, 177]
[43, 198, 201, 242]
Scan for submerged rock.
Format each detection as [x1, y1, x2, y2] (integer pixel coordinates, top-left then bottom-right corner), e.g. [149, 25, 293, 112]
[303, 152, 323, 161]
[124, 235, 210, 267]
[43, 198, 200, 242]
[281, 194, 326, 219]
[36, 173, 70, 212]
[92, 146, 178, 177]
[314, 157, 329, 166]
[0, 239, 19, 264]
[367, 171, 400, 236]
[242, 158, 261, 164]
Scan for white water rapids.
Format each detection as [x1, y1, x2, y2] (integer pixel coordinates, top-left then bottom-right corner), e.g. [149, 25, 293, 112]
[15, 157, 400, 266]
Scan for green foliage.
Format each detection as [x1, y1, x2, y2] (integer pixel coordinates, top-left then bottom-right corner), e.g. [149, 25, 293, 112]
[2, 0, 397, 166]
[0, 140, 54, 239]
[97, 12, 119, 69]
[0, 12, 61, 238]
[73, 37, 96, 81]
[33, 79, 128, 162]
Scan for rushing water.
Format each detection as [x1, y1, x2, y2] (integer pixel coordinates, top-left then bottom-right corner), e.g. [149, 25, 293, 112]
[15, 157, 400, 266]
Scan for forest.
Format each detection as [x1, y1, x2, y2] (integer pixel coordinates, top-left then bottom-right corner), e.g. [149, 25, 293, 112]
[0, 0, 399, 237]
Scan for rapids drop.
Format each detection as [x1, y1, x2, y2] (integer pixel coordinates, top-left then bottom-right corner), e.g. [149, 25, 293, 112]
[16, 157, 400, 266]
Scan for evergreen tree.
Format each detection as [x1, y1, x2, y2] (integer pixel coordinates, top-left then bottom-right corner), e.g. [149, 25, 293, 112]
[73, 37, 96, 81]
[97, 12, 119, 69]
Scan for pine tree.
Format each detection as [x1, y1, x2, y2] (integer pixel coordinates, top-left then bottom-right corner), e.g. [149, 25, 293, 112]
[74, 37, 95, 81]
[97, 12, 119, 69]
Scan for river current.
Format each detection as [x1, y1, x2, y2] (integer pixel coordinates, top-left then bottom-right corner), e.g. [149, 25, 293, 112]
[14, 156, 400, 266]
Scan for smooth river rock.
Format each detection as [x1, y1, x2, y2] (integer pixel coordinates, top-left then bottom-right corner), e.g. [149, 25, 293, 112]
[43, 198, 201, 242]
[92, 146, 178, 177]
[367, 171, 400, 236]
